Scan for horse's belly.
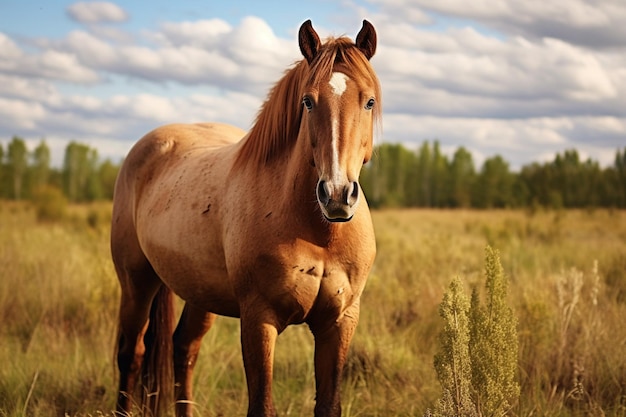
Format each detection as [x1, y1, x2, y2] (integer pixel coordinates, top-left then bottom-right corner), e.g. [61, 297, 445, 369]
[174, 278, 240, 318]
[144, 242, 240, 317]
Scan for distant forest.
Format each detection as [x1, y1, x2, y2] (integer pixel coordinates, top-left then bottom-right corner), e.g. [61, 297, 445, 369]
[360, 142, 626, 209]
[0, 137, 119, 203]
[1, 136, 625, 209]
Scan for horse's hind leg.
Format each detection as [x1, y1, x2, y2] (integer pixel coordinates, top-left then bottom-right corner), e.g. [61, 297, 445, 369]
[173, 303, 216, 417]
[115, 266, 162, 414]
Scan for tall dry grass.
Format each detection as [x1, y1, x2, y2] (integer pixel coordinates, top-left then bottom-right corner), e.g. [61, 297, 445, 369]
[1, 203, 625, 416]
[0, 202, 118, 416]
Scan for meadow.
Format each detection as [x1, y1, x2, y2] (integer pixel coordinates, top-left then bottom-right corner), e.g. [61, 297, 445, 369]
[1, 202, 625, 416]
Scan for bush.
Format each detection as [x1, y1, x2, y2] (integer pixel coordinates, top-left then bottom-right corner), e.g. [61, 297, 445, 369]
[32, 186, 67, 222]
[430, 276, 477, 417]
[429, 246, 519, 417]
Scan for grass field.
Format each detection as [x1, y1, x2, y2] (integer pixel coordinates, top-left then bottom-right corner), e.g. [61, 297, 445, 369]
[1, 202, 625, 416]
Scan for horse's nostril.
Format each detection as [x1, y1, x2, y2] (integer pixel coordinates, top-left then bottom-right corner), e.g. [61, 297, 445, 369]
[348, 181, 359, 206]
[317, 181, 330, 205]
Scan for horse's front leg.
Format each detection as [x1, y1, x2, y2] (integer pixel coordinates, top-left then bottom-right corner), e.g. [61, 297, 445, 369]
[309, 302, 360, 417]
[240, 304, 280, 417]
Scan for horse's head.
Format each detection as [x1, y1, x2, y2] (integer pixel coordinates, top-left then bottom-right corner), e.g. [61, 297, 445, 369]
[298, 20, 381, 222]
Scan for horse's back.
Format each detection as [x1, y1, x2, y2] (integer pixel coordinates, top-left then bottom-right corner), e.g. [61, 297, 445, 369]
[120, 122, 244, 178]
[115, 122, 243, 199]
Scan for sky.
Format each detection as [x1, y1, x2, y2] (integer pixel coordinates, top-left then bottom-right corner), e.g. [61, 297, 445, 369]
[0, 0, 625, 170]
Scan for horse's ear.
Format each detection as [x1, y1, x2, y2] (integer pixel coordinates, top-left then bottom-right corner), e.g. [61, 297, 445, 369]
[355, 20, 377, 60]
[299, 19, 321, 64]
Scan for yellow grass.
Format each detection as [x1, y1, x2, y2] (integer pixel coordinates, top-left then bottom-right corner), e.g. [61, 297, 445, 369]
[1, 202, 625, 416]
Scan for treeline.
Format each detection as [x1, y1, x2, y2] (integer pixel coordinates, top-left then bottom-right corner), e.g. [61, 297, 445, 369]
[360, 142, 626, 209]
[2, 135, 626, 209]
[0, 136, 119, 202]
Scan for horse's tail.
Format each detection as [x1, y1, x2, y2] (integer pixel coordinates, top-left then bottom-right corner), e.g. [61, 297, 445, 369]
[141, 284, 175, 416]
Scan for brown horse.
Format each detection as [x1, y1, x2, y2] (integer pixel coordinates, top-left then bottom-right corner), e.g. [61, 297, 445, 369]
[111, 19, 380, 417]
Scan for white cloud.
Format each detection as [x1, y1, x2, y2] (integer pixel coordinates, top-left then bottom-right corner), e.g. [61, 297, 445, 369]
[380, 114, 622, 169]
[389, 0, 626, 49]
[0, 81, 263, 163]
[33, 17, 295, 96]
[0, 33, 22, 58]
[66, 1, 129, 24]
[373, 22, 625, 125]
[363, 0, 432, 27]
[0, 74, 56, 101]
[0, 97, 47, 130]
[0, 32, 100, 83]
[1, 3, 624, 171]
[157, 19, 233, 48]
[224, 17, 291, 64]
[64, 30, 118, 66]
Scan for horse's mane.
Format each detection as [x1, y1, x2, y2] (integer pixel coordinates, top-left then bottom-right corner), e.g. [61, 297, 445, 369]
[233, 36, 382, 170]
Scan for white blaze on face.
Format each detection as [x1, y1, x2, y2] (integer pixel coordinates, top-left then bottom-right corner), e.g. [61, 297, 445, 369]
[329, 72, 349, 184]
[329, 71, 348, 96]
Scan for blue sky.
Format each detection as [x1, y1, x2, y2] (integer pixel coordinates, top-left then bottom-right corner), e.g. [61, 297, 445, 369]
[1, 0, 624, 169]
[0, 1, 339, 37]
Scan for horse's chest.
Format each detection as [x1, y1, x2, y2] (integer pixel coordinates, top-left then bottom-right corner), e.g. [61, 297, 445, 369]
[245, 251, 366, 325]
[313, 265, 361, 321]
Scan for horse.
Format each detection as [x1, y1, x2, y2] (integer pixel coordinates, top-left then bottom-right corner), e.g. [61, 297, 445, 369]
[111, 19, 381, 417]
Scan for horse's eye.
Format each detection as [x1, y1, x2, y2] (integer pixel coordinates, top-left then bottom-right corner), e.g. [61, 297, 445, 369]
[303, 96, 313, 111]
[365, 98, 375, 110]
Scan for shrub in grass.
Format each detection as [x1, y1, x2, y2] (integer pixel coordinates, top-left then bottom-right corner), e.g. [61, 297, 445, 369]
[32, 186, 67, 222]
[430, 276, 477, 417]
[469, 246, 519, 417]
[429, 246, 519, 417]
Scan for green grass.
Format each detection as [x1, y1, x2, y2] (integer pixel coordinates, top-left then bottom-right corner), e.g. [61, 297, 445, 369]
[1, 203, 625, 416]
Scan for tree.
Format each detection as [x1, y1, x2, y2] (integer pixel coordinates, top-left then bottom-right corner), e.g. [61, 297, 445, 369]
[32, 139, 51, 191]
[550, 150, 595, 207]
[98, 159, 120, 200]
[430, 141, 449, 208]
[416, 141, 433, 206]
[449, 147, 476, 208]
[352, 141, 623, 209]
[529, 149, 605, 208]
[612, 148, 626, 207]
[0, 143, 6, 199]
[7, 136, 28, 200]
[63, 141, 99, 202]
[384, 143, 416, 206]
[361, 143, 418, 207]
[473, 156, 514, 208]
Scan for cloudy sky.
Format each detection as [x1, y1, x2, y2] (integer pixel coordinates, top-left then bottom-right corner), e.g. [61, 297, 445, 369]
[0, 0, 624, 170]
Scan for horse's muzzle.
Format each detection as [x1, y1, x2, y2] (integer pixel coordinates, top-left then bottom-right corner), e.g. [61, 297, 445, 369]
[316, 180, 359, 222]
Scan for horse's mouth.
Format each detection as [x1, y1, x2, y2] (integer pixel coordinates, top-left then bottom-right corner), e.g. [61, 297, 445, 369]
[323, 213, 354, 223]
[319, 200, 357, 223]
